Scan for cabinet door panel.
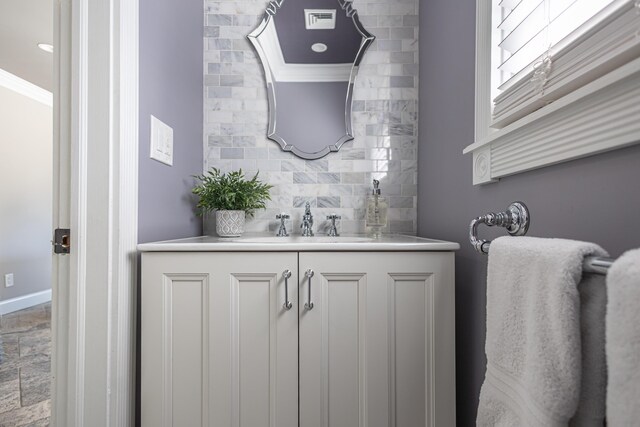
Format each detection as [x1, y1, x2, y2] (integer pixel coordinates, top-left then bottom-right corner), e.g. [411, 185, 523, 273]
[142, 252, 298, 427]
[389, 274, 432, 427]
[299, 252, 455, 427]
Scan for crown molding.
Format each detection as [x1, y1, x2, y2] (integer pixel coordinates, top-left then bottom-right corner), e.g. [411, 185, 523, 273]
[0, 68, 53, 106]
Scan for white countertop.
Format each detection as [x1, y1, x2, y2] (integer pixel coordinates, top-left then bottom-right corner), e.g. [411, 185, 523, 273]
[137, 233, 459, 252]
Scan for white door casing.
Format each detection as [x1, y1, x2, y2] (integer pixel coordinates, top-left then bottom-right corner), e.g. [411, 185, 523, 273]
[52, 0, 138, 425]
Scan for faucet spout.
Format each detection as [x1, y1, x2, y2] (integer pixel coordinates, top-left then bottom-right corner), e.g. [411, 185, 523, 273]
[300, 202, 314, 237]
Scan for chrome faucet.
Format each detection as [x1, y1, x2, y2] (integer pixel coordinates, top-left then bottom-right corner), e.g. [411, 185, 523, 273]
[300, 202, 314, 237]
[276, 213, 290, 237]
[326, 214, 341, 237]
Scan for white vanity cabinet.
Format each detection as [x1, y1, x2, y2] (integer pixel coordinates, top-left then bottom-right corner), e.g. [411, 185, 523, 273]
[140, 237, 457, 427]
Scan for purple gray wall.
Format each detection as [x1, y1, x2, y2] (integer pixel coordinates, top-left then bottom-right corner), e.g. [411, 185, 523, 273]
[418, 0, 640, 425]
[138, 0, 203, 243]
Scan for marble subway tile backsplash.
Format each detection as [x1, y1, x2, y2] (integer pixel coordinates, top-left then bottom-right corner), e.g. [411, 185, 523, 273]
[204, 0, 419, 234]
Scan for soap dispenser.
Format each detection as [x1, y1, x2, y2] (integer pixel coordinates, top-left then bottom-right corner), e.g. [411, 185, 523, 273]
[365, 179, 388, 237]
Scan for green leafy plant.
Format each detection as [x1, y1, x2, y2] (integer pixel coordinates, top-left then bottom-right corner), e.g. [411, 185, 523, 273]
[192, 168, 273, 217]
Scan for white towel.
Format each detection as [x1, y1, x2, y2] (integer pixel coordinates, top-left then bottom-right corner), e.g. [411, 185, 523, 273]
[606, 248, 640, 425]
[477, 236, 608, 426]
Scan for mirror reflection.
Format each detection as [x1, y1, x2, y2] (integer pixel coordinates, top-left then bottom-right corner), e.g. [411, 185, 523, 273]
[248, 0, 374, 159]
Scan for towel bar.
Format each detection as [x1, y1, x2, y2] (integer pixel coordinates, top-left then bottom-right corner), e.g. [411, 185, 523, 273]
[469, 201, 615, 275]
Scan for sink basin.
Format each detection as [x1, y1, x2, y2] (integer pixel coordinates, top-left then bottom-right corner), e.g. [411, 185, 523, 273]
[230, 236, 374, 244]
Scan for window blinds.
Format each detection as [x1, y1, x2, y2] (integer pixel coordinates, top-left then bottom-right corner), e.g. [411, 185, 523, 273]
[496, 0, 614, 90]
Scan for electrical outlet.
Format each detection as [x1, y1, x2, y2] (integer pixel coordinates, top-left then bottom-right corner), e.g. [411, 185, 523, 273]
[150, 115, 173, 166]
[4, 273, 14, 287]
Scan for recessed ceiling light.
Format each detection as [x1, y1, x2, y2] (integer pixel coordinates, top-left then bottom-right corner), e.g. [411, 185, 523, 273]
[311, 43, 328, 53]
[38, 43, 54, 53]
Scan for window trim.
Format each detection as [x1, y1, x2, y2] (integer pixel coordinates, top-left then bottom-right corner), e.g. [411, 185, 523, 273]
[465, 0, 640, 185]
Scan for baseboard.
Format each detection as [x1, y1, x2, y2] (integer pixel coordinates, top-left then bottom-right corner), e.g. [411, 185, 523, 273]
[0, 289, 52, 316]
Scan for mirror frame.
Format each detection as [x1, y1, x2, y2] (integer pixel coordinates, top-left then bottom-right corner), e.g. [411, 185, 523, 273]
[247, 0, 375, 159]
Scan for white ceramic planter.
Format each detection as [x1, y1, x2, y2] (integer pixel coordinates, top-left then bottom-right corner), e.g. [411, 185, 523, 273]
[215, 210, 246, 237]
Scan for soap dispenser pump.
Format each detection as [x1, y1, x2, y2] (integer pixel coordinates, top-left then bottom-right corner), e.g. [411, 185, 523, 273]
[365, 179, 388, 237]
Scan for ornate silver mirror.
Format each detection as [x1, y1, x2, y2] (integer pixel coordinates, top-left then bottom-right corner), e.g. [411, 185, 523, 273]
[248, 0, 374, 159]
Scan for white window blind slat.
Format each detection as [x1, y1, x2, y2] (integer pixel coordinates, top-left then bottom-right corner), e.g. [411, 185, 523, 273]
[494, 0, 614, 89]
[500, 0, 524, 10]
[499, 0, 542, 36]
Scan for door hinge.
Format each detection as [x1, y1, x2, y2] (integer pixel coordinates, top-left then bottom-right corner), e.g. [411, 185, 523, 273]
[53, 228, 71, 254]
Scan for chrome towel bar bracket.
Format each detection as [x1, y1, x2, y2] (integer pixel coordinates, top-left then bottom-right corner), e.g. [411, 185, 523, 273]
[469, 201, 530, 254]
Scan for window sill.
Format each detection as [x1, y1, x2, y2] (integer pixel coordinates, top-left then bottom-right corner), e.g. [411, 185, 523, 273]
[465, 55, 640, 185]
[463, 0, 640, 185]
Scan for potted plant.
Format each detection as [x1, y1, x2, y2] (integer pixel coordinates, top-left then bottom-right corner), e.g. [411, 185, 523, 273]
[192, 168, 273, 237]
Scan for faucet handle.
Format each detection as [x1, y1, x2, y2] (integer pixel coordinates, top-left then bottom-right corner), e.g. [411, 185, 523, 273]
[326, 214, 341, 237]
[276, 213, 290, 237]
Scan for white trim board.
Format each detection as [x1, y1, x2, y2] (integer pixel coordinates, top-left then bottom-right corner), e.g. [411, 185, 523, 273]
[0, 289, 52, 316]
[0, 68, 53, 107]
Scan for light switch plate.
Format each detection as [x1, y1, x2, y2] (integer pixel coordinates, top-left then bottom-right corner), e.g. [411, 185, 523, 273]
[150, 115, 173, 166]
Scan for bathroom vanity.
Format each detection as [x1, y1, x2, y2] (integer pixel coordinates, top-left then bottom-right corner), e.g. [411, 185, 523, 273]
[139, 234, 458, 427]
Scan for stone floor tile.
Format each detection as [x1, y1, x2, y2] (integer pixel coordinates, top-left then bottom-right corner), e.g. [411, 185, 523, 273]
[0, 376, 20, 414]
[19, 361, 51, 407]
[0, 399, 50, 427]
[0, 303, 51, 425]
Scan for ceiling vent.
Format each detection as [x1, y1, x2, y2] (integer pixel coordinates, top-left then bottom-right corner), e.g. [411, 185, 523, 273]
[304, 9, 336, 30]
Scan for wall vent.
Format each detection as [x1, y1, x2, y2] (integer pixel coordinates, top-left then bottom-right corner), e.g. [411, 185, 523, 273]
[304, 9, 336, 30]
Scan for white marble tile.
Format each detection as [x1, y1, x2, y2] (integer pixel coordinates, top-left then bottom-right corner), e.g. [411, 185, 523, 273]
[203, 0, 419, 235]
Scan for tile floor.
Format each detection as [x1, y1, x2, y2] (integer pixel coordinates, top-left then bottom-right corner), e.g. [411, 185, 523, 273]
[0, 303, 51, 427]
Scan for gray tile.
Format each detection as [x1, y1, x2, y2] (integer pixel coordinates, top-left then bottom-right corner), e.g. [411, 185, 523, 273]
[208, 135, 233, 147]
[390, 196, 414, 208]
[390, 76, 414, 88]
[204, 75, 219, 86]
[390, 124, 414, 136]
[317, 197, 341, 208]
[203, 0, 419, 235]
[390, 52, 414, 64]
[293, 172, 316, 184]
[305, 160, 328, 172]
[403, 15, 419, 27]
[376, 40, 402, 51]
[207, 63, 221, 74]
[220, 75, 244, 87]
[341, 172, 365, 184]
[208, 87, 232, 98]
[220, 148, 244, 159]
[390, 27, 415, 39]
[207, 14, 233, 26]
[341, 149, 366, 160]
[204, 26, 220, 38]
[220, 51, 244, 63]
[293, 197, 316, 208]
[317, 173, 341, 184]
[207, 38, 232, 50]
[232, 136, 256, 147]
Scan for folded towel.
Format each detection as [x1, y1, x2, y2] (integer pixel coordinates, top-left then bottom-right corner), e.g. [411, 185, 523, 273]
[477, 236, 608, 427]
[606, 248, 640, 425]
[570, 273, 607, 427]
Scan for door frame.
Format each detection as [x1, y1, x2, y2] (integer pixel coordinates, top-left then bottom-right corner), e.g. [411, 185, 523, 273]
[52, 0, 139, 425]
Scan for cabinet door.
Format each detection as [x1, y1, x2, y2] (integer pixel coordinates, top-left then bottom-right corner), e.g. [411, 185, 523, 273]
[142, 252, 299, 427]
[299, 252, 455, 427]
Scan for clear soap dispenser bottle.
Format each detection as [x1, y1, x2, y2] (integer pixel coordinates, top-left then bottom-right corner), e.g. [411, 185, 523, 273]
[365, 179, 388, 237]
